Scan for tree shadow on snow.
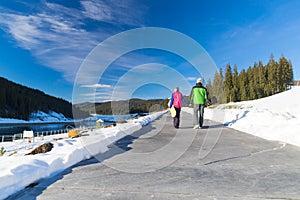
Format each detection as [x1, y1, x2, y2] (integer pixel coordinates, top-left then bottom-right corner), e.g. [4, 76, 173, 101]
[224, 111, 249, 126]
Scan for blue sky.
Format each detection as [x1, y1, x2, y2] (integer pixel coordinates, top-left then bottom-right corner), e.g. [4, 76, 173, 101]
[0, 0, 300, 103]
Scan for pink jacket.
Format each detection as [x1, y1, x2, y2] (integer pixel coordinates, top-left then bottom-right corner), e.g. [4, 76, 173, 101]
[171, 92, 183, 108]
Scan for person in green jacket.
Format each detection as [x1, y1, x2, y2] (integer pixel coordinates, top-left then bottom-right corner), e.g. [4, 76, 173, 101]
[189, 78, 207, 129]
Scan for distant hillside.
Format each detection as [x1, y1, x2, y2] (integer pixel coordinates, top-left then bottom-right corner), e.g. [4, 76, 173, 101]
[0, 77, 89, 120]
[75, 98, 169, 115]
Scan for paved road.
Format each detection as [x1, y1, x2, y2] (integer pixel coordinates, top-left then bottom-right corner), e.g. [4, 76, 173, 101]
[8, 112, 300, 200]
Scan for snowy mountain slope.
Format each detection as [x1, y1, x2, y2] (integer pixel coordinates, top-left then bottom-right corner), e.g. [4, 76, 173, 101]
[0, 110, 71, 123]
[183, 86, 300, 147]
[29, 111, 70, 122]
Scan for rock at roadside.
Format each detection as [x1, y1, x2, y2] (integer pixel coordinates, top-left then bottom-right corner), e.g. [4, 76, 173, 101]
[26, 142, 53, 155]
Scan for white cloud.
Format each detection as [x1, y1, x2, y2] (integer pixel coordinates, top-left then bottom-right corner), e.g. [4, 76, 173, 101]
[187, 77, 197, 81]
[0, 10, 98, 83]
[79, 91, 113, 102]
[0, 14, 39, 48]
[73, 90, 112, 103]
[81, 0, 112, 21]
[81, 84, 111, 88]
[0, 1, 146, 83]
[81, 0, 146, 26]
[45, 2, 83, 21]
[82, 92, 110, 96]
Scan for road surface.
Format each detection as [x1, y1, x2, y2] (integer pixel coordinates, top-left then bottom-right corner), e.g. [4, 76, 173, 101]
[8, 111, 300, 199]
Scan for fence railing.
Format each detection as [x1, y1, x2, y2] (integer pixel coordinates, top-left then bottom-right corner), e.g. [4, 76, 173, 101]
[0, 128, 71, 143]
[0, 124, 109, 143]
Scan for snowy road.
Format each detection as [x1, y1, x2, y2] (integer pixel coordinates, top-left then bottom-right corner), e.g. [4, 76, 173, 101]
[9, 112, 300, 200]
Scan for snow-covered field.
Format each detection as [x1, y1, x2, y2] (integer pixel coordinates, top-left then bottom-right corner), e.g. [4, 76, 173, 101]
[183, 86, 300, 147]
[0, 111, 166, 199]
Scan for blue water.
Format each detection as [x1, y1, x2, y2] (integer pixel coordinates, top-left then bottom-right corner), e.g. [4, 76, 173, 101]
[0, 113, 144, 136]
[0, 123, 73, 135]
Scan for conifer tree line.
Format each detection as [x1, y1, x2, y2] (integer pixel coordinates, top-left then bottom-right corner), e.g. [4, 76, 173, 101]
[0, 77, 89, 120]
[206, 54, 294, 104]
[0, 76, 168, 120]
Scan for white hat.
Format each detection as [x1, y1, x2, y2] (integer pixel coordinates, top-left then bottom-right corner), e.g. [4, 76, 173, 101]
[196, 78, 202, 83]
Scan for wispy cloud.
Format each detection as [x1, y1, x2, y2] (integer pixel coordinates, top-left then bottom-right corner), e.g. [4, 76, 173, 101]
[82, 92, 110, 97]
[81, 0, 112, 21]
[0, 0, 146, 83]
[81, 0, 145, 25]
[81, 83, 111, 88]
[80, 90, 113, 102]
[187, 77, 197, 81]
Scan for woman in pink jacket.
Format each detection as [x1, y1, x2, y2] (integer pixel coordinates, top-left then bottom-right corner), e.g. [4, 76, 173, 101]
[169, 87, 188, 128]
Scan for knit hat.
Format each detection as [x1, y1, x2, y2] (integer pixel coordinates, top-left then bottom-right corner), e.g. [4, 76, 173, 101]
[196, 78, 202, 83]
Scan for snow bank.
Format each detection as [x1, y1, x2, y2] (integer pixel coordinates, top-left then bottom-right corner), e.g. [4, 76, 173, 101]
[129, 110, 167, 126]
[183, 86, 300, 147]
[0, 111, 166, 199]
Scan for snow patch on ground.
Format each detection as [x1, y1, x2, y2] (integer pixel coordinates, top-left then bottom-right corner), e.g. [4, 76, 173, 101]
[183, 86, 300, 147]
[0, 110, 167, 199]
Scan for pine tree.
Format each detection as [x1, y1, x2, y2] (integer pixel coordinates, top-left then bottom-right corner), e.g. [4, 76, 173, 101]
[279, 56, 294, 91]
[252, 63, 259, 99]
[218, 68, 226, 103]
[206, 79, 213, 99]
[0, 86, 5, 107]
[264, 64, 272, 96]
[212, 68, 226, 104]
[257, 61, 265, 98]
[276, 55, 284, 92]
[224, 64, 234, 102]
[288, 60, 294, 86]
[239, 69, 249, 101]
[247, 67, 257, 100]
[267, 54, 278, 94]
[232, 65, 240, 102]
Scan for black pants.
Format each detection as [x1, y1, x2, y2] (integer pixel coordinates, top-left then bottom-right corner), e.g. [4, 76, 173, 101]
[173, 107, 181, 128]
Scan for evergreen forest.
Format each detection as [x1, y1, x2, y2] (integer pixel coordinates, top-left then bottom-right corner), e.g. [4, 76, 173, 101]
[74, 98, 169, 115]
[0, 77, 88, 120]
[206, 55, 294, 104]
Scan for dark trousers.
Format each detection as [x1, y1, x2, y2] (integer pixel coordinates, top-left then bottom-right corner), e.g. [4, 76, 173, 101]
[193, 104, 205, 127]
[173, 107, 181, 128]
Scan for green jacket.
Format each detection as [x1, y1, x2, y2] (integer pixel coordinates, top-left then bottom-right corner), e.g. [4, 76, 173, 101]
[190, 83, 207, 105]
